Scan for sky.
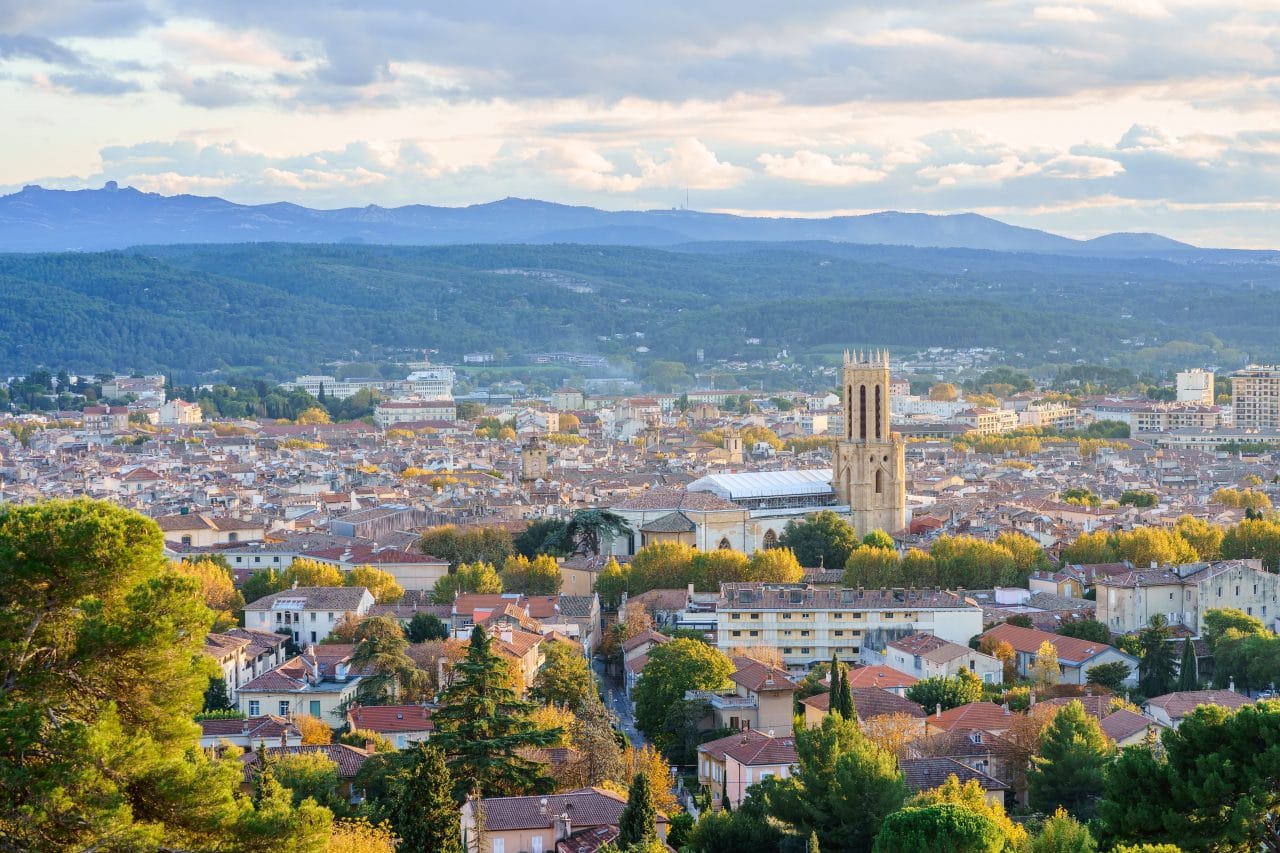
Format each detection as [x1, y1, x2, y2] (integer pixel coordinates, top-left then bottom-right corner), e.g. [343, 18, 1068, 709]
[2, 1, 1279, 247]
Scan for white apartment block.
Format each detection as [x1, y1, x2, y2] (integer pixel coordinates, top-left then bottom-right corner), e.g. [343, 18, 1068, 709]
[1177, 369, 1215, 405]
[715, 583, 984, 670]
[243, 586, 375, 646]
[373, 398, 457, 427]
[1018, 402, 1078, 430]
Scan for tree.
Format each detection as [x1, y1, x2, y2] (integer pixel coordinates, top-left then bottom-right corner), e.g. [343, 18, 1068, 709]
[620, 743, 679, 817]
[500, 553, 564, 595]
[274, 751, 345, 814]
[1032, 807, 1097, 853]
[618, 772, 658, 849]
[327, 818, 396, 853]
[1202, 606, 1266, 650]
[764, 713, 907, 853]
[1119, 490, 1157, 508]
[977, 637, 1018, 684]
[1137, 615, 1176, 698]
[282, 557, 345, 588]
[1113, 528, 1197, 568]
[173, 558, 244, 628]
[595, 557, 629, 609]
[296, 406, 331, 425]
[349, 616, 429, 706]
[628, 542, 697, 593]
[873, 804, 1004, 853]
[633, 639, 733, 754]
[905, 672, 983, 712]
[388, 743, 462, 853]
[243, 567, 288, 605]
[928, 383, 958, 401]
[834, 664, 854, 720]
[861, 712, 925, 760]
[900, 549, 938, 586]
[514, 518, 571, 559]
[532, 640, 597, 711]
[431, 561, 504, 603]
[204, 675, 235, 712]
[420, 525, 514, 570]
[571, 692, 623, 787]
[994, 531, 1051, 576]
[1030, 641, 1060, 690]
[779, 510, 861, 569]
[685, 785, 782, 852]
[907, 775, 1027, 850]
[1174, 515, 1223, 561]
[1061, 530, 1118, 565]
[431, 626, 561, 798]
[746, 547, 804, 583]
[1028, 700, 1113, 819]
[844, 546, 901, 588]
[345, 565, 404, 604]
[1221, 518, 1280, 571]
[690, 548, 752, 591]
[295, 714, 333, 744]
[1058, 618, 1110, 644]
[338, 728, 395, 752]
[1177, 636, 1197, 691]
[0, 498, 331, 851]
[644, 360, 692, 392]
[1085, 661, 1131, 693]
[565, 508, 632, 556]
[406, 611, 449, 642]
[930, 535, 1020, 587]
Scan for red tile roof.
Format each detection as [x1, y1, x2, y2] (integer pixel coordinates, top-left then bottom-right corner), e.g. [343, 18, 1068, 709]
[846, 665, 918, 691]
[729, 657, 797, 693]
[476, 787, 668, 832]
[980, 622, 1126, 666]
[801, 688, 926, 720]
[241, 743, 371, 780]
[928, 702, 1016, 732]
[348, 704, 434, 733]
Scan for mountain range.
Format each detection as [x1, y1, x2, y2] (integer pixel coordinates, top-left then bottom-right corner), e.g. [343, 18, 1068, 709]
[0, 182, 1265, 260]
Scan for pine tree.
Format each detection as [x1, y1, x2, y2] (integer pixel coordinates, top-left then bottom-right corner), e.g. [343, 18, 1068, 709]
[1138, 615, 1177, 697]
[1177, 636, 1198, 691]
[431, 626, 561, 798]
[618, 771, 658, 849]
[1028, 700, 1114, 819]
[203, 675, 234, 712]
[390, 743, 462, 853]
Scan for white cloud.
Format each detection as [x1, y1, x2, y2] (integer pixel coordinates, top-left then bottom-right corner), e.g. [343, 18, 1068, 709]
[1033, 6, 1102, 23]
[757, 150, 886, 185]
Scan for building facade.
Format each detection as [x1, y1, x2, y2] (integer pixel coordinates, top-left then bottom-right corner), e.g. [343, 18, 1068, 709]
[834, 350, 907, 537]
[1232, 365, 1280, 430]
[1095, 559, 1280, 635]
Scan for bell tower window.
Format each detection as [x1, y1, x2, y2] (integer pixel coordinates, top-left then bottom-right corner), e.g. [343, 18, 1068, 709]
[875, 384, 882, 439]
[875, 469, 883, 494]
[859, 385, 867, 440]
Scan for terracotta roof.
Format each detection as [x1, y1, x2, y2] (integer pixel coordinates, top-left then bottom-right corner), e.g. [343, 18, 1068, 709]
[557, 825, 620, 853]
[900, 757, 1009, 793]
[1044, 695, 1112, 719]
[622, 630, 671, 654]
[612, 487, 741, 512]
[719, 584, 973, 612]
[723, 734, 798, 766]
[846, 665, 918, 691]
[199, 714, 300, 740]
[241, 743, 371, 780]
[928, 702, 1016, 732]
[476, 787, 667, 832]
[729, 657, 797, 693]
[348, 704, 434, 733]
[698, 728, 774, 762]
[1099, 708, 1155, 742]
[801, 688, 926, 720]
[1143, 689, 1253, 720]
[980, 623, 1128, 666]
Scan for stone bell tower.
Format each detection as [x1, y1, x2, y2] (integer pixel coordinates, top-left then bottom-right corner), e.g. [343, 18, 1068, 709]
[834, 349, 906, 537]
[520, 435, 549, 482]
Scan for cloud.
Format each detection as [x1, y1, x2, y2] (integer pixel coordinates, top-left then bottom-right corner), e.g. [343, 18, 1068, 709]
[1033, 5, 1102, 23]
[46, 71, 141, 95]
[160, 67, 257, 108]
[0, 33, 80, 65]
[757, 151, 886, 185]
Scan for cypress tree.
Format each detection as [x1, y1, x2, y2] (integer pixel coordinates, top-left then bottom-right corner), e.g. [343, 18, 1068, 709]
[390, 743, 462, 853]
[1177, 636, 1198, 691]
[618, 771, 657, 848]
[837, 664, 855, 720]
[808, 830, 822, 853]
[827, 653, 840, 713]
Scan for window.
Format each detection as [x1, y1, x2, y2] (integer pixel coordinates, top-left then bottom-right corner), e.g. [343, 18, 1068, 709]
[181, 535, 192, 546]
[800, 630, 810, 637]
[834, 630, 844, 637]
[273, 556, 280, 563]
[310, 612, 317, 622]
[1237, 586, 1241, 596]
[228, 532, 238, 542]
[718, 537, 732, 550]
[531, 837, 543, 853]
[310, 631, 316, 643]
[278, 701, 290, 716]
[309, 700, 321, 717]
[1255, 584, 1259, 594]
[248, 700, 260, 716]
[731, 630, 742, 638]
[1248, 607, 1253, 616]
[1170, 592, 1174, 600]
[730, 613, 741, 620]
[275, 613, 282, 623]
[762, 529, 778, 549]
[749, 630, 759, 637]
[493, 840, 504, 853]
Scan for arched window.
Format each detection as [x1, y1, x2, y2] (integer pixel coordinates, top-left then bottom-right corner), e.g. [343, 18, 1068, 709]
[846, 385, 853, 439]
[859, 385, 867, 440]
[228, 531, 238, 542]
[762, 529, 778, 549]
[875, 384, 882, 439]
[718, 537, 732, 550]
[875, 468, 883, 494]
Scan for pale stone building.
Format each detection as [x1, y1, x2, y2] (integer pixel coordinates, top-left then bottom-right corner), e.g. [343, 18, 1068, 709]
[1094, 559, 1280, 635]
[834, 350, 907, 537]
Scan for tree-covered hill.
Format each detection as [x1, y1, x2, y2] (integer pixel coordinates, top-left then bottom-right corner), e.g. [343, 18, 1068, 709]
[0, 241, 1276, 378]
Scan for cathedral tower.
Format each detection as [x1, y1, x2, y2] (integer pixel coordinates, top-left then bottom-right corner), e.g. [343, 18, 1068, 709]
[834, 350, 906, 536]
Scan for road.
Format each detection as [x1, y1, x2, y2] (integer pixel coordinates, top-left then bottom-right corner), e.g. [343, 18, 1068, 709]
[593, 655, 646, 747]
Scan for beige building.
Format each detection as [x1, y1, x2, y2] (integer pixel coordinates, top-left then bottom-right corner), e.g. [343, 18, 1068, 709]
[1132, 403, 1221, 433]
[237, 645, 365, 727]
[880, 632, 1004, 684]
[1232, 365, 1280, 430]
[697, 729, 798, 810]
[980, 623, 1139, 686]
[157, 513, 265, 548]
[696, 657, 799, 735]
[461, 787, 667, 853]
[716, 583, 984, 670]
[373, 398, 457, 427]
[1018, 402, 1078, 430]
[158, 399, 203, 425]
[834, 350, 907, 536]
[1177, 369, 1215, 405]
[956, 407, 1020, 436]
[1095, 559, 1280, 635]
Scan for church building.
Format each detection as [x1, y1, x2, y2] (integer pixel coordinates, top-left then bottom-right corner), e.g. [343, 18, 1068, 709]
[608, 351, 908, 559]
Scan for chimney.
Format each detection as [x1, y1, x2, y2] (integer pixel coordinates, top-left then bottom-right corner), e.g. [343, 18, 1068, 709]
[555, 812, 572, 842]
[500, 630, 514, 644]
[935, 703, 942, 717]
[1028, 689, 1036, 708]
[539, 797, 548, 817]
[1229, 678, 1236, 693]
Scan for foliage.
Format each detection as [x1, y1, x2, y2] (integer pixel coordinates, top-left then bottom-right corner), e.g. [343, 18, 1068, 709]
[1058, 618, 1110, 644]
[908, 774, 1028, 851]
[690, 548, 752, 589]
[1211, 487, 1272, 510]
[764, 712, 907, 852]
[274, 751, 346, 814]
[337, 729, 395, 752]
[203, 676, 235, 712]
[905, 671, 984, 712]
[872, 803, 1005, 853]
[568, 692, 623, 788]
[431, 561, 504, 603]
[173, 558, 244, 628]
[349, 616, 429, 705]
[0, 498, 331, 851]
[1061, 487, 1101, 507]
[1030, 807, 1096, 852]
[746, 547, 804, 583]
[1220, 518, 1280, 570]
[500, 553, 564, 595]
[930, 535, 1022, 588]
[1030, 641, 1060, 690]
[633, 639, 733, 756]
[844, 546, 901, 587]
[420, 525, 514, 570]
[628, 541, 698, 593]
[618, 772, 658, 848]
[1085, 661, 1131, 693]
[1177, 636, 1198, 691]
[565, 508, 632, 556]
[514, 517, 572, 559]
[431, 626, 561, 798]
[531, 640, 598, 711]
[344, 565, 403, 605]
[779, 511, 862, 570]
[684, 785, 782, 853]
[1119, 490, 1157, 508]
[242, 567, 288, 605]
[326, 817, 396, 853]
[295, 714, 334, 744]
[283, 557, 346, 588]
[406, 611, 449, 642]
[1027, 700, 1113, 819]
[1137, 615, 1177, 698]
[595, 557, 629, 609]
[387, 743, 463, 853]
[1174, 515, 1224, 561]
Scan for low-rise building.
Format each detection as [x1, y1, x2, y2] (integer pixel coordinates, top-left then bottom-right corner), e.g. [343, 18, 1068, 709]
[698, 729, 797, 809]
[1142, 689, 1252, 728]
[347, 704, 434, 749]
[979, 623, 1139, 687]
[460, 787, 668, 853]
[374, 398, 457, 427]
[237, 645, 367, 727]
[1094, 559, 1280, 635]
[243, 586, 375, 646]
[878, 632, 1004, 684]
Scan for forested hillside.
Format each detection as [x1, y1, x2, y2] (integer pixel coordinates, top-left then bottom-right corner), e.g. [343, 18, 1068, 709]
[1, 241, 1277, 379]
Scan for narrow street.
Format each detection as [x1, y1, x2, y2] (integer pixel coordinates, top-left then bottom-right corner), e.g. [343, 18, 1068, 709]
[593, 655, 646, 747]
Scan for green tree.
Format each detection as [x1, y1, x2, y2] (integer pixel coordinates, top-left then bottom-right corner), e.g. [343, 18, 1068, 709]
[1085, 661, 1131, 693]
[565, 508, 632, 557]
[282, 557, 345, 588]
[1113, 527, 1198, 568]
[628, 541, 697, 593]
[1177, 636, 1197, 691]
[690, 548, 752, 591]
[618, 771, 658, 848]
[406, 611, 449, 642]
[513, 518, 571, 558]
[1221, 518, 1280, 570]
[1058, 618, 1110, 644]
[862, 529, 895, 550]
[431, 626, 561, 798]
[1028, 700, 1113, 819]
[420, 525, 514, 570]
[995, 531, 1051, 576]
[844, 546, 901, 588]
[905, 672, 983, 712]
[1202, 607, 1266, 650]
[685, 785, 782, 852]
[595, 557, 629, 609]
[633, 638, 733, 754]
[930, 535, 1020, 587]
[834, 663, 854, 720]
[644, 360, 692, 392]
[779, 511, 861, 570]
[900, 548, 938, 586]
[531, 640, 597, 711]
[0, 498, 329, 851]
[273, 751, 346, 814]
[431, 561, 504, 603]
[243, 567, 288, 604]
[908, 775, 1028, 850]
[1118, 490, 1157, 508]
[349, 616, 429, 706]
[764, 713, 907, 852]
[872, 804, 1004, 853]
[203, 675, 235, 712]
[1137, 615, 1176, 698]
[570, 691, 623, 787]
[1032, 807, 1097, 853]
[388, 743, 462, 853]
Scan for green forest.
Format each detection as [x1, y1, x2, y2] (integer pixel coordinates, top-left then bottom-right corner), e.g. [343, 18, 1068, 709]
[0, 241, 1277, 380]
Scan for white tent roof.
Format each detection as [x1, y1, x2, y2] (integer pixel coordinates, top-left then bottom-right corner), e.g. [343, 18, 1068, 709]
[687, 468, 835, 501]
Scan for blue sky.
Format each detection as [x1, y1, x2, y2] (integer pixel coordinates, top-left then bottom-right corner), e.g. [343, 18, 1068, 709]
[3, 1, 1279, 246]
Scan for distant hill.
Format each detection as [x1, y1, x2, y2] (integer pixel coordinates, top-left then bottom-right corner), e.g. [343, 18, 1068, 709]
[0, 183, 1256, 259]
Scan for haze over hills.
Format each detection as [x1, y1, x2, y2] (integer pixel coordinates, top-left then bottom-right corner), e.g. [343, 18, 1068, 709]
[1, 182, 1263, 260]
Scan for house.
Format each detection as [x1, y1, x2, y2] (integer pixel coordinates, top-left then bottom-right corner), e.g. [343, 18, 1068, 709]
[157, 513, 266, 548]
[158, 399, 203, 425]
[243, 586, 375, 646]
[236, 645, 366, 727]
[846, 664, 918, 696]
[699, 657, 798, 736]
[799, 687, 926, 730]
[1095, 560, 1280, 635]
[82, 405, 129, 433]
[460, 787, 668, 853]
[925, 702, 1018, 735]
[347, 704, 434, 749]
[697, 729, 797, 809]
[240, 743, 371, 798]
[198, 715, 302, 751]
[202, 628, 290, 700]
[979, 623, 1139, 687]
[879, 632, 1004, 684]
[900, 757, 1010, 807]
[1099, 708, 1161, 747]
[1142, 689, 1253, 728]
[622, 630, 670, 695]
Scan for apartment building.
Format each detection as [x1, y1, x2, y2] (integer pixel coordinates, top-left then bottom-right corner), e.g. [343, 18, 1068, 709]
[1232, 365, 1280, 430]
[243, 586, 375, 646]
[715, 583, 984, 670]
[1018, 402, 1078, 430]
[1095, 559, 1280, 635]
[373, 398, 457, 427]
[1177, 369, 1215, 405]
[956, 407, 1020, 436]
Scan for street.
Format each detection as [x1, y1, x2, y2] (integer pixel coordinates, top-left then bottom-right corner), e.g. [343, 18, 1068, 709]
[593, 655, 646, 747]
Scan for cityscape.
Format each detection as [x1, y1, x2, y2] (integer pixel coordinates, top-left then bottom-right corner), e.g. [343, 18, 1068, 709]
[3, 2, 1280, 852]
